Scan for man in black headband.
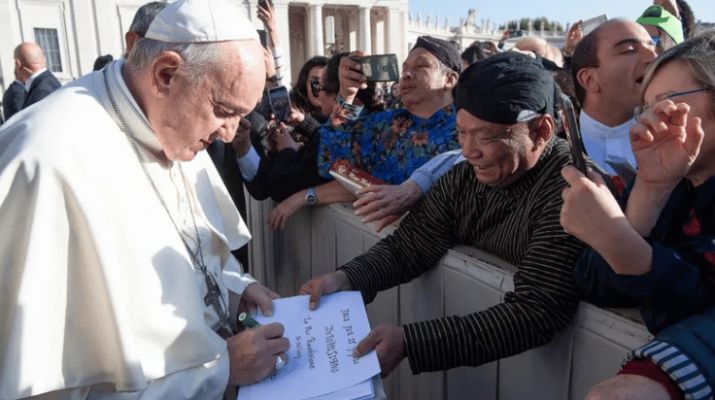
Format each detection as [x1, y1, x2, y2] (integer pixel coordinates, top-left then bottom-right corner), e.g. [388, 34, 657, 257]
[302, 52, 602, 379]
[309, 36, 462, 217]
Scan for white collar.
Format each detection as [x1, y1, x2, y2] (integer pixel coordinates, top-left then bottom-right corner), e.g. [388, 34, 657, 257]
[103, 59, 168, 163]
[24, 68, 47, 91]
[579, 111, 635, 140]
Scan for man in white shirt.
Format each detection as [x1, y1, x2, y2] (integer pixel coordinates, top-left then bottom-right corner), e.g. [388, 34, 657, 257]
[0, 0, 288, 398]
[572, 19, 658, 175]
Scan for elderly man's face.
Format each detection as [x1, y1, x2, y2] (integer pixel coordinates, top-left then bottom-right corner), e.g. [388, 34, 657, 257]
[155, 40, 265, 161]
[592, 20, 657, 112]
[400, 48, 451, 107]
[457, 109, 543, 187]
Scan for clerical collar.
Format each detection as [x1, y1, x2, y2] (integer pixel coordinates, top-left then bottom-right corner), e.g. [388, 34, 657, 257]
[24, 68, 47, 91]
[579, 111, 635, 140]
[106, 60, 167, 161]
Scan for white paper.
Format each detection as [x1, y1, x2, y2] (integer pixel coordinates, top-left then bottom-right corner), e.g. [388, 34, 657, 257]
[237, 292, 381, 400]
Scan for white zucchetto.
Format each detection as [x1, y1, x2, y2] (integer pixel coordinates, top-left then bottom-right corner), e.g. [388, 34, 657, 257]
[145, 0, 259, 43]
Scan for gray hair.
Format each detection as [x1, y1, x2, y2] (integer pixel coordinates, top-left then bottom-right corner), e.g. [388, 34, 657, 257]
[641, 30, 715, 106]
[129, 2, 167, 37]
[126, 37, 228, 83]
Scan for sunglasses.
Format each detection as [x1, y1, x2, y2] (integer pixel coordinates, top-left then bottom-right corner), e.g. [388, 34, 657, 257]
[310, 80, 325, 98]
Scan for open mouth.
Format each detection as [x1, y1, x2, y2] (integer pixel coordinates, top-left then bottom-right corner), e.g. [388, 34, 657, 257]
[474, 164, 493, 171]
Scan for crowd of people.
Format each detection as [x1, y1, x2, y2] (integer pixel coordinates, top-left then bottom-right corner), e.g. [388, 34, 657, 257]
[0, 0, 713, 398]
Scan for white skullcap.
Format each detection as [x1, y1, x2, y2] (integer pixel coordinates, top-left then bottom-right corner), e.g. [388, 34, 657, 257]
[145, 0, 259, 43]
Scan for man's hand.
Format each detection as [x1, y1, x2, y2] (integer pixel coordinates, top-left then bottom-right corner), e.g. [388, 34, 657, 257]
[654, 0, 680, 19]
[231, 117, 252, 157]
[354, 181, 423, 232]
[563, 21, 583, 57]
[499, 29, 512, 45]
[353, 325, 405, 378]
[227, 322, 290, 385]
[339, 51, 368, 105]
[630, 100, 703, 193]
[298, 271, 353, 311]
[239, 282, 280, 317]
[269, 123, 302, 152]
[286, 108, 305, 127]
[267, 191, 306, 231]
[560, 166, 628, 248]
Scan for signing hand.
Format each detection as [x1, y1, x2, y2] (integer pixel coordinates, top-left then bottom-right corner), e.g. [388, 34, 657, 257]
[298, 270, 353, 311]
[353, 325, 406, 378]
[354, 181, 423, 232]
[238, 282, 280, 317]
[227, 322, 289, 385]
[630, 100, 704, 193]
[339, 51, 368, 105]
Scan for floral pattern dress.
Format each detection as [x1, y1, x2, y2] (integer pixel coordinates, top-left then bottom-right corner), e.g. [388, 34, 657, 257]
[318, 102, 460, 184]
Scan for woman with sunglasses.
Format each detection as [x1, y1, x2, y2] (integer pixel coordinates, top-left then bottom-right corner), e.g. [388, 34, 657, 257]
[561, 32, 715, 400]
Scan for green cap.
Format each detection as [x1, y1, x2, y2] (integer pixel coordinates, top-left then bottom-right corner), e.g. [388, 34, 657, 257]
[637, 5, 684, 45]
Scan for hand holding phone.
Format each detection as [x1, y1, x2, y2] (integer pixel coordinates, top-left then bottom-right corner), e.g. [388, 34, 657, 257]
[339, 52, 368, 104]
[560, 94, 587, 174]
[349, 54, 400, 82]
[268, 86, 291, 124]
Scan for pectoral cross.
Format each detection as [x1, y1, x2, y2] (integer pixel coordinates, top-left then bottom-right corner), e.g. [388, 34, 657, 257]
[203, 270, 227, 319]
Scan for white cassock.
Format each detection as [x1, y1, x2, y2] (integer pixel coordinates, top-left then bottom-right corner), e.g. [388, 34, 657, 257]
[0, 59, 257, 399]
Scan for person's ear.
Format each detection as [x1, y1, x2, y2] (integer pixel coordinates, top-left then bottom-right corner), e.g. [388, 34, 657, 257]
[444, 70, 459, 90]
[576, 67, 600, 95]
[150, 51, 182, 98]
[125, 32, 139, 55]
[529, 115, 554, 149]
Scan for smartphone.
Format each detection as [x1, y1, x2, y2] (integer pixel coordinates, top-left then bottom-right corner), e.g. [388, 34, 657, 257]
[257, 29, 267, 48]
[581, 14, 608, 36]
[512, 30, 524, 38]
[350, 54, 400, 82]
[258, 0, 273, 10]
[560, 94, 587, 174]
[268, 86, 291, 124]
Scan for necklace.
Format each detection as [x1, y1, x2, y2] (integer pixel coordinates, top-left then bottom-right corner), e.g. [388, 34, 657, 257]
[102, 67, 229, 330]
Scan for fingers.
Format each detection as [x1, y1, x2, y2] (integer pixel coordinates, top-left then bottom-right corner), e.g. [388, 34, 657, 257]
[374, 214, 400, 233]
[267, 338, 290, 356]
[307, 280, 326, 311]
[257, 322, 286, 339]
[560, 165, 586, 185]
[685, 116, 705, 156]
[353, 329, 379, 357]
[255, 289, 275, 317]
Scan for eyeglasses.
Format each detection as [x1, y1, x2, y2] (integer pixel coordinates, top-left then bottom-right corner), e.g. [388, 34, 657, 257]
[310, 80, 324, 97]
[650, 36, 661, 47]
[634, 88, 709, 120]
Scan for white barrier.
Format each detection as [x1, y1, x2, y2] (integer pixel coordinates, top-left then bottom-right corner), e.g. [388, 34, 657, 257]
[245, 198, 653, 400]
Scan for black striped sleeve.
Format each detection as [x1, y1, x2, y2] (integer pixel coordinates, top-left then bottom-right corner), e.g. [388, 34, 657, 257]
[403, 195, 583, 373]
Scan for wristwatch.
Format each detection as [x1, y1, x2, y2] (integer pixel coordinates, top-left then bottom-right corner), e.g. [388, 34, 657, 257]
[305, 187, 317, 205]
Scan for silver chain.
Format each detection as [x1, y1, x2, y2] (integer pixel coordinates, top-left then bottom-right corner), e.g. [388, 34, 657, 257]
[102, 67, 228, 327]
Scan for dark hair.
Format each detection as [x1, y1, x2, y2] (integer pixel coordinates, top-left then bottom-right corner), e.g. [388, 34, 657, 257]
[571, 23, 605, 107]
[290, 56, 329, 116]
[461, 46, 486, 67]
[129, 2, 167, 37]
[676, 0, 696, 39]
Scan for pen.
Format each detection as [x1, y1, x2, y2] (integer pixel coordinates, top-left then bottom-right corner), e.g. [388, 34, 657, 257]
[239, 312, 262, 329]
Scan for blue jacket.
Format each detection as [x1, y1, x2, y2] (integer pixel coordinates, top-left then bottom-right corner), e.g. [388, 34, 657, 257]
[573, 176, 715, 334]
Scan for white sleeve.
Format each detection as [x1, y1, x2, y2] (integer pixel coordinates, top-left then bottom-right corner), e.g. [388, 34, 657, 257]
[22, 350, 230, 400]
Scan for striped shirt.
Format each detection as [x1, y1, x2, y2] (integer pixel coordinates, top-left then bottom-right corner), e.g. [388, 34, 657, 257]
[340, 138, 588, 374]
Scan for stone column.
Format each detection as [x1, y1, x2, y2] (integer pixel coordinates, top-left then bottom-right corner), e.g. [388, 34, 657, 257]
[359, 5, 371, 54]
[309, 3, 324, 56]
